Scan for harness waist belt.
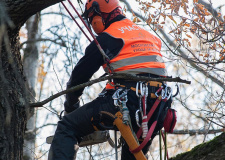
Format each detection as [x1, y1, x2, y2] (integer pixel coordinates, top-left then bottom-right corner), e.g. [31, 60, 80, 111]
[105, 81, 162, 98]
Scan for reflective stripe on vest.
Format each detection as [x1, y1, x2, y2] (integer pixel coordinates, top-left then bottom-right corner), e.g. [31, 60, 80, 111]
[102, 18, 167, 76]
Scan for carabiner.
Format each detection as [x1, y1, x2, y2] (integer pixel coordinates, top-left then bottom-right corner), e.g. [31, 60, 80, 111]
[112, 88, 123, 106]
[161, 84, 168, 99]
[136, 82, 144, 97]
[165, 86, 172, 100]
[135, 110, 141, 127]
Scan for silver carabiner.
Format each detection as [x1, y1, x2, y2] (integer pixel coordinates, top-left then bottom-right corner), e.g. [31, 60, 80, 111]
[161, 84, 167, 99]
[112, 88, 123, 106]
[165, 86, 172, 100]
[136, 82, 144, 97]
[135, 110, 141, 127]
[143, 83, 148, 98]
[136, 82, 144, 116]
[142, 83, 148, 114]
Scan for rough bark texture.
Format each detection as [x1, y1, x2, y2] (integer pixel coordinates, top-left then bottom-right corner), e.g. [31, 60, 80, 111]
[0, 23, 28, 160]
[22, 13, 40, 160]
[0, 0, 62, 159]
[170, 132, 225, 160]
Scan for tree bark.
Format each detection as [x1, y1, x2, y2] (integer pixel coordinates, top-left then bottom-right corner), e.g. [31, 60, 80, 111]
[170, 132, 225, 160]
[22, 13, 40, 160]
[0, 1, 62, 159]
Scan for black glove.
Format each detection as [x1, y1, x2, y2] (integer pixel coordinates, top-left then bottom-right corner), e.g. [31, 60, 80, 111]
[64, 100, 80, 113]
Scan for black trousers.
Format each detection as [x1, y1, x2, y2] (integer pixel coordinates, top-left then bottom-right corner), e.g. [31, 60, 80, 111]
[48, 89, 169, 160]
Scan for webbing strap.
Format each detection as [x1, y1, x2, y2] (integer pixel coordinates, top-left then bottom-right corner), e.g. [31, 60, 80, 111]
[131, 97, 167, 153]
[136, 97, 162, 138]
[131, 121, 157, 153]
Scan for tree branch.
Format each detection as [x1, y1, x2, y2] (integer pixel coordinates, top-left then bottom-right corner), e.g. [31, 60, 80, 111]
[20, 38, 67, 48]
[4, 0, 64, 28]
[170, 129, 225, 136]
[120, 0, 225, 90]
[30, 73, 191, 107]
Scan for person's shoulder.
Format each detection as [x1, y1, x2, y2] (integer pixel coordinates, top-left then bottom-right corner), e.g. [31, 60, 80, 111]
[94, 33, 113, 46]
[85, 33, 111, 53]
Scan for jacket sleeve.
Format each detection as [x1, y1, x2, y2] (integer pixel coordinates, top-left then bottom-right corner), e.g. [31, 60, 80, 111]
[64, 33, 123, 112]
[64, 42, 104, 112]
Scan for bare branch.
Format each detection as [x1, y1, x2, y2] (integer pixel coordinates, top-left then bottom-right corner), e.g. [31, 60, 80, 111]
[20, 38, 67, 48]
[169, 129, 225, 135]
[120, 0, 225, 90]
[30, 73, 191, 107]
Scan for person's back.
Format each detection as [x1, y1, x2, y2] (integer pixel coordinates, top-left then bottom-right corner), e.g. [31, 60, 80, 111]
[48, 0, 171, 159]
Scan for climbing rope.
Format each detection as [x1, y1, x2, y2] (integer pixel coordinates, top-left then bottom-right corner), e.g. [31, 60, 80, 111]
[61, 0, 114, 74]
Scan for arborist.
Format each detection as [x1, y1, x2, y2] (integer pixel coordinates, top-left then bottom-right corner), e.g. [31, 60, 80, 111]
[48, 0, 172, 159]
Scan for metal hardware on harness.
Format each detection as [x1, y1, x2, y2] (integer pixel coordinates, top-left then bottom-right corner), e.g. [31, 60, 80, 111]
[165, 86, 172, 100]
[135, 82, 144, 128]
[136, 82, 144, 116]
[135, 82, 148, 138]
[142, 83, 148, 138]
[161, 85, 172, 100]
[112, 88, 130, 125]
[155, 84, 172, 100]
[172, 84, 179, 97]
[135, 110, 141, 127]
[131, 84, 173, 154]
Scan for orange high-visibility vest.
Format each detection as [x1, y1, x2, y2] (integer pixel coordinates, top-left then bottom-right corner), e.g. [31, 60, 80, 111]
[102, 18, 167, 76]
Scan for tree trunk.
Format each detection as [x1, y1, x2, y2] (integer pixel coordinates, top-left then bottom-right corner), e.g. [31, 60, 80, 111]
[170, 132, 225, 160]
[0, 15, 29, 160]
[0, 1, 62, 159]
[22, 13, 40, 160]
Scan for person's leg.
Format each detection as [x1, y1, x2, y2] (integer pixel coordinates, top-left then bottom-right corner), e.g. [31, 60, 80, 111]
[48, 91, 117, 160]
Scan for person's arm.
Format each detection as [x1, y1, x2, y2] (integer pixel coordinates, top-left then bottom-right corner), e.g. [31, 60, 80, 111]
[64, 32, 123, 113]
[64, 42, 104, 113]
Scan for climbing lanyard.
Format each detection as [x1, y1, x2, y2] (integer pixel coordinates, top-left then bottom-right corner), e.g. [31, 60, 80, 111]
[61, 0, 114, 74]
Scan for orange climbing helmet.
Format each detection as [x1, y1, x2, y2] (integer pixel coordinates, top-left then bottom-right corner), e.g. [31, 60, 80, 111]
[83, 0, 121, 34]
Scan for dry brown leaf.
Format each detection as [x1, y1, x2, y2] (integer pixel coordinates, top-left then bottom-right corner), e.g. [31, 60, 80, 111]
[186, 34, 192, 38]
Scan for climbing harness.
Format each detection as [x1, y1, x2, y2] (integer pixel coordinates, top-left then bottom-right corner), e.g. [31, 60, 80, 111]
[105, 81, 173, 156]
[131, 84, 172, 154]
